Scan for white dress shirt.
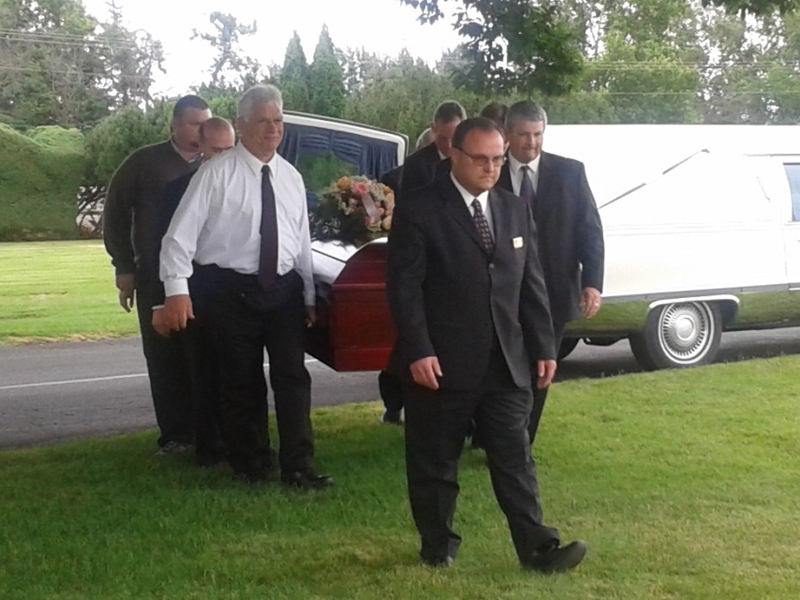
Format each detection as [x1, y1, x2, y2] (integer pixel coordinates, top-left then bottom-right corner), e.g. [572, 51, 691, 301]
[160, 142, 315, 306]
[507, 153, 541, 196]
[450, 173, 493, 239]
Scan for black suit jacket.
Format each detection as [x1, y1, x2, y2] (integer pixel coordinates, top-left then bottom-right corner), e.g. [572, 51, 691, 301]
[380, 164, 403, 194]
[497, 151, 604, 324]
[398, 143, 451, 201]
[152, 172, 194, 306]
[386, 176, 555, 392]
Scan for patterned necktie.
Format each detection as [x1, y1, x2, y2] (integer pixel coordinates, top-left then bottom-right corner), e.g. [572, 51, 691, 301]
[258, 165, 278, 289]
[519, 165, 537, 208]
[471, 199, 494, 254]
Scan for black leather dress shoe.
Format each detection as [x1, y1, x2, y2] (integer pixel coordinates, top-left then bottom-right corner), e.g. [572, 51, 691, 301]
[524, 540, 587, 573]
[280, 470, 334, 491]
[420, 555, 454, 568]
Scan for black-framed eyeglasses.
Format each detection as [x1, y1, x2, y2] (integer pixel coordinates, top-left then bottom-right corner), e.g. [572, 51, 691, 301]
[455, 148, 506, 168]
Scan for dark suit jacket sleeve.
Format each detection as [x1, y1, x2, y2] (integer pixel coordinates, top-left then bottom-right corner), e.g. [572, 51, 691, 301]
[519, 202, 556, 363]
[103, 151, 140, 276]
[386, 199, 436, 364]
[380, 165, 403, 193]
[152, 174, 192, 306]
[575, 163, 605, 293]
[398, 144, 437, 202]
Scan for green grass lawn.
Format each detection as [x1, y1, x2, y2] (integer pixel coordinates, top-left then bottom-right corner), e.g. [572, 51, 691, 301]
[0, 240, 139, 344]
[2, 240, 799, 597]
[2, 357, 799, 599]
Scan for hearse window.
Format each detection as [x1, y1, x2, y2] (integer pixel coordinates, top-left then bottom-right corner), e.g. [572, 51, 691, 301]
[296, 152, 358, 209]
[784, 163, 800, 221]
[279, 122, 401, 210]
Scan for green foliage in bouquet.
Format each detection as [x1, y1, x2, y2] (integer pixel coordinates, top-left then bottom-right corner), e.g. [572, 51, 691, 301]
[310, 175, 395, 247]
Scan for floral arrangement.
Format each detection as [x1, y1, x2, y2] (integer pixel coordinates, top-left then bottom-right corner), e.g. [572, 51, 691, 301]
[310, 175, 395, 247]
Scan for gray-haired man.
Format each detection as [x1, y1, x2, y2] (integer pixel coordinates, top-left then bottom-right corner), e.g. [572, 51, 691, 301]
[159, 84, 332, 490]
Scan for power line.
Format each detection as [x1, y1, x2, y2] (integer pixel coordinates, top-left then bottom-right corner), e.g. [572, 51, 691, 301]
[0, 28, 144, 51]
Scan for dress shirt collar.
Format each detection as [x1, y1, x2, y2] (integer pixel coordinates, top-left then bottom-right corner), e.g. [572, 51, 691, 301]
[170, 137, 202, 164]
[508, 152, 541, 179]
[450, 173, 490, 215]
[236, 142, 281, 177]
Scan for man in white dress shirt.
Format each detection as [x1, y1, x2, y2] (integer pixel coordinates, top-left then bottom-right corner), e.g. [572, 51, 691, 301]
[159, 84, 332, 489]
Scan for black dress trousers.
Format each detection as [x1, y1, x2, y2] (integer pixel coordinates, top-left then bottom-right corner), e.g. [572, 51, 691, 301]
[402, 340, 560, 565]
[205, 268, 314, 478]
[135, 270, 194, 447]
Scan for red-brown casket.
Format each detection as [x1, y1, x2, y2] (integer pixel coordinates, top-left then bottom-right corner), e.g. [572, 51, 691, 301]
[306, 239, 396, 371]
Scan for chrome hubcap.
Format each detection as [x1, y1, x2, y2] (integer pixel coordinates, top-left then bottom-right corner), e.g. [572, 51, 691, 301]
[657, 303, 714, 365]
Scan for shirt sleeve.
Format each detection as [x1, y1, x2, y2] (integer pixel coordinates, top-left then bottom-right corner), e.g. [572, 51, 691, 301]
[294, 174, 316, 306]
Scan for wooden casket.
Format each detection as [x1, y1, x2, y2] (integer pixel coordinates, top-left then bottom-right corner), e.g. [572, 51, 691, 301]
[306, 239, 396, 371]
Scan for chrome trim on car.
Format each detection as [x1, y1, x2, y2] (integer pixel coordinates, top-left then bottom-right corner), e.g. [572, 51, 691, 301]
[648, 295, 740, 310]
[565, 286, 800, 338]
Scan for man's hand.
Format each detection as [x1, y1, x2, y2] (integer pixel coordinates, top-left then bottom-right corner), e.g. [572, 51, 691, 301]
[152, 308, 170, 337]
[579, 286, 602, 319]
[535, 359, 557, 389]
[305, 305, 317, 328]
[409, 356, 442, 390]
[162, 294, 194, 332]
[115, 274, 136, 312]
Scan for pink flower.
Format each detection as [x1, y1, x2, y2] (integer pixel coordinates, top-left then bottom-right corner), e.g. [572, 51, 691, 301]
[353, 182, 370, 198]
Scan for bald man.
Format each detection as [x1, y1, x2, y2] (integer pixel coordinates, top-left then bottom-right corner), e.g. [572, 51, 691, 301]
[152, 116, 236, 467]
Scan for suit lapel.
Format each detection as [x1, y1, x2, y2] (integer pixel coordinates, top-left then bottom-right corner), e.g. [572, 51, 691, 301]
[536, 152, 554, 203]
[439, 178, 489, 255]
[497, 162, 513, 193]
[488, 188, 510, 252]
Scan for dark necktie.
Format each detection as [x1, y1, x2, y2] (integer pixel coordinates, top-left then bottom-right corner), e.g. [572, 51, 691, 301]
[519, 165, 537, 215]
[258, 165, 278, 289]
[471, 199, 494, 254]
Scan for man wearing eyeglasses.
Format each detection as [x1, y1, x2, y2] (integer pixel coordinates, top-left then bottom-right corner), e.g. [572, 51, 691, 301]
[497, 101, 605, 447]
[386, 117, 587, 573]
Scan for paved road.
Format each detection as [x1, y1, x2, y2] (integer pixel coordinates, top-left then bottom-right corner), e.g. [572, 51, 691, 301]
[2, 328, 799, 450]
[0, 338, 381, 449]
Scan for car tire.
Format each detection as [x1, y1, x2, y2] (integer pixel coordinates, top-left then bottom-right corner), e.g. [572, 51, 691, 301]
[629, 301, 722, 370]
[557, 337, 580, 361]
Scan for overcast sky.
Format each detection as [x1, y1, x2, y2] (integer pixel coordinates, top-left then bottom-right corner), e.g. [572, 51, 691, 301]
[82, 0, 462, 96]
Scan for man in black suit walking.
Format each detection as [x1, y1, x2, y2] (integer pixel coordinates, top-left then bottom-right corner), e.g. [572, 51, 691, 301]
[397, 100, 466, 198]
[386, 117, 587, 573]
[379, 100, 467, 424]
[497, 101, 604, 446]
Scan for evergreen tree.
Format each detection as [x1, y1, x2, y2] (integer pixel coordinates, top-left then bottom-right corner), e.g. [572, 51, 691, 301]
[278, 32, 311, 112]
[308, 25, 346, 117]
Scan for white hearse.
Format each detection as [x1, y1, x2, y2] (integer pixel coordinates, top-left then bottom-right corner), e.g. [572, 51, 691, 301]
[549, 125, 800, 369]
[284, 116, 800, 372]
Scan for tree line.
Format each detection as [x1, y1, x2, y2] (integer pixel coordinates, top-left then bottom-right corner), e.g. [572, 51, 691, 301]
[2, 0, 799, 239]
